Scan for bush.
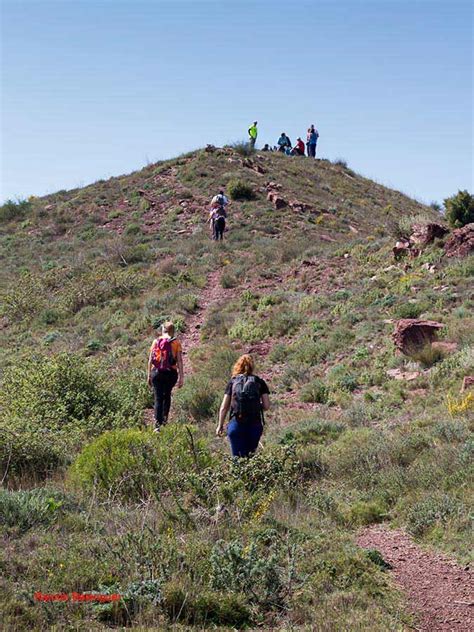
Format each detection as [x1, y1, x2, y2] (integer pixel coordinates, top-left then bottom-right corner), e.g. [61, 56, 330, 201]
[174, 375, 221, 421]
[444, 190, 474, 228]
[229, 140, 255, 157]
[0, 198, 31, 222]
[228, 318, 265, 343]
[394, 302, 426, 319]
[300, 379, 329, 404]
[406, 494, 464, 536]
[0, 487, 73, 534]
[163, 583, 251, 626]
[70, 425, 213, 501]
[345, 500, 388, 526]
[327, 429, 390, 488]
[279, 419, 344, 446]
[227, 179, 256, 201]
[0, 355, 143, 478]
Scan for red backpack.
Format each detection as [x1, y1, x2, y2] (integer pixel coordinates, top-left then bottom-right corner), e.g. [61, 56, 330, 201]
[152, 337, 176, 371]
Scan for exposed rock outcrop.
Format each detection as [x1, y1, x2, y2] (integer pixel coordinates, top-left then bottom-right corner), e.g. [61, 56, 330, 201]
[267, 192, 287, 209]
[444, 223, 474, 258]
[392, 319, 444, 355]
[461, 376, 474, 392]
[410, 222, 448, 246]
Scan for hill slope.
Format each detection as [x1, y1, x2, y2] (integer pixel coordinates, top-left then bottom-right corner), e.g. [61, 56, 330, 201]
[1, 148, 472, 631]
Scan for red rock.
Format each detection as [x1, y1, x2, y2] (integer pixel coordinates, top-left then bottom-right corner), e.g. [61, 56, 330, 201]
[410, 222, 448, 246]
[461, 376, 474, 392]
[289, 200, 312, 212]
[392, 319, 445, 355]
[265, 181, 282, 191]
[444, 223, 474, 258]
[393, 240, 410, 259]
[266, 192, 287, 209]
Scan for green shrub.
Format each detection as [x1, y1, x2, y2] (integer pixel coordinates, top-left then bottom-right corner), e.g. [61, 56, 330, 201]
[406, 494, 464, 537]
[0, 355, 143, 478]
[444, 190, 474, 228]
[228, 140, 255, 157]
[124, 222, 141, 235]
[70, 425, 213, 501]
[394, 302, 426, 319]
[301, 379, 329, 403]
[228, 318, 265, 343]
[174, 375, 221, 421]
[327, 429, 390, 487]
[411, 343, 445, 368]
[279, 419, 344, 446]
[210, 539, 287, 607]
[227, 179, 256, 201]
[163, 583, 251, 626]
[345, 500, 388, 526]
[365, 549, 392, 570]
[0, 487, 74, 534]
[0, 198, 31, 222]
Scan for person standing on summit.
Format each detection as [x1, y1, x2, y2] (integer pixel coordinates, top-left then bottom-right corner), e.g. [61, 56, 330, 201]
[248, 121, 258, 149]
[307, 124, 319, 158]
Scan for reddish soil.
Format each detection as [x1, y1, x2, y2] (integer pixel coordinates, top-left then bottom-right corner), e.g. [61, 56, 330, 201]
[357, 525, 473, 631]
[179, 269, 240, 374]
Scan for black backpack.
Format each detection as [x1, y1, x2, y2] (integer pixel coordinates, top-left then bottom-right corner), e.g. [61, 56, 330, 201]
[231, 375, 262, 424]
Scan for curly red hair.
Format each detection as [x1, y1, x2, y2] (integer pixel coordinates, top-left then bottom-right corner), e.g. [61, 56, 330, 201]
[232, 354, 254, 377]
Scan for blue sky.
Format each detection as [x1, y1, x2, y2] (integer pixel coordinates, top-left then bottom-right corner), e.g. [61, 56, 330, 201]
[1, 0, 472, 204]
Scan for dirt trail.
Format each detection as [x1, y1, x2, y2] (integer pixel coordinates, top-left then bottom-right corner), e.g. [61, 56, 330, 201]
[357, 525, 473, 631]
[179, 269, 240, 374]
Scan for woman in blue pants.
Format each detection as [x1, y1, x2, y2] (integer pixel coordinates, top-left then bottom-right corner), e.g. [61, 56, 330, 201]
[216, 354, 270, 457]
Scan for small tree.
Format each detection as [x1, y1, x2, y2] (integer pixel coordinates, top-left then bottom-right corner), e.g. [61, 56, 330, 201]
[444, 190, 474, 228]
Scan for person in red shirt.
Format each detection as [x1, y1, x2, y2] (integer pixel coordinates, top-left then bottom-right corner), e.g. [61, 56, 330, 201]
[292, 137, 305, 156]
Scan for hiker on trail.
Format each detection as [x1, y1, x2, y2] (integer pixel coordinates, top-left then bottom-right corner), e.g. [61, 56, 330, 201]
[211, 190, 229, 209]
[292, 137, 305, 156]
[277, 132, 292, 153]
[248, 121, 258, 149]
[209, 205, 226, 240]
[147, 321, 183, 431]
[209, 190, 228, 240]
[261, 143, 271, 152]
[216, 354, 270, 457]
[307, 124, 319, 158]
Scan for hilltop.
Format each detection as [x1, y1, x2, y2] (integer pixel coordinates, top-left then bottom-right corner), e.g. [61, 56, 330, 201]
[0, 147, 472, 631]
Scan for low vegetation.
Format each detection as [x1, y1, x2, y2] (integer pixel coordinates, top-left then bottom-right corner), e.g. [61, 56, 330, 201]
[0, 148, 472, 630]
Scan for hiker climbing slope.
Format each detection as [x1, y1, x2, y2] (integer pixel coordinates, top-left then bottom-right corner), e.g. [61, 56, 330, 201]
[208, 190, 228, 240]
[216, 354, 270, 457]
[147, 321, 184, 430]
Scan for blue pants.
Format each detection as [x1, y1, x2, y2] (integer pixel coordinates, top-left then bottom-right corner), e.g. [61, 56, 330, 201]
[227, 418, 263, 457]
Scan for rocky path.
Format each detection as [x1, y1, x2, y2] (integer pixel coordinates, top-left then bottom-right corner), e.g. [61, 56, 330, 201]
[357, 525, 473, 631]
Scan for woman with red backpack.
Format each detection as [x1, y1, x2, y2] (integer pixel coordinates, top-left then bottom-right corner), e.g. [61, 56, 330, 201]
[216, 354, 270, 457]
[147, 321, 184, 430]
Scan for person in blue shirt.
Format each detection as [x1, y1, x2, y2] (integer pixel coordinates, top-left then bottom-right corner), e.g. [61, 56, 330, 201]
[277, 133, 291, 153]
[307, 124, 319, 158]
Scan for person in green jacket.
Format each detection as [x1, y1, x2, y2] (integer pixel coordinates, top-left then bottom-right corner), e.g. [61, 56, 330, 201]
[248, 121, 258, 148]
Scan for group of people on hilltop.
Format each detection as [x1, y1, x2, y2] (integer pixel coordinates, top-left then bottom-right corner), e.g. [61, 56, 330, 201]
[248, 121, 319, 157]
[147, 322, 269, 457]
